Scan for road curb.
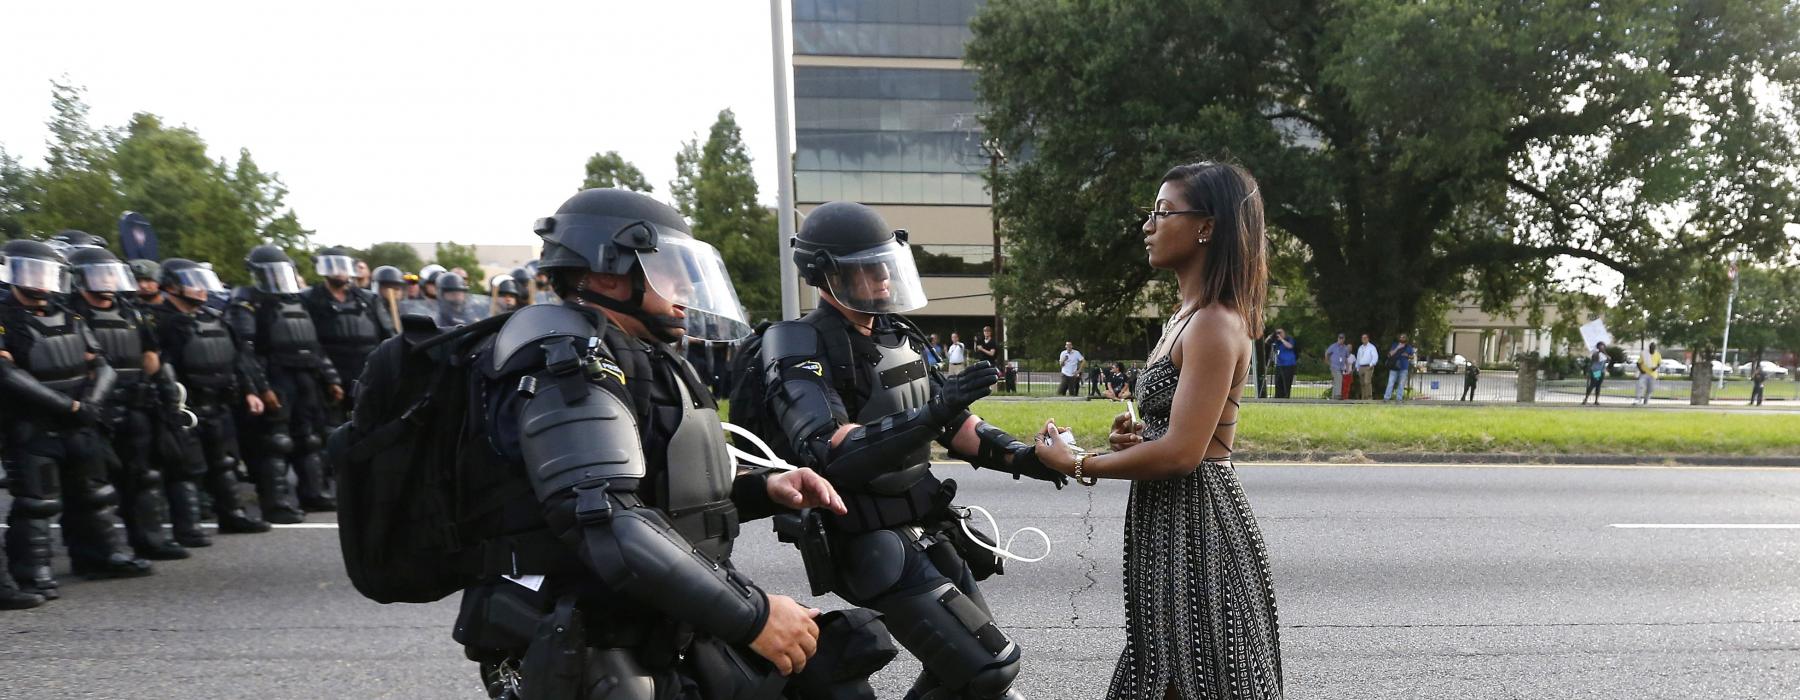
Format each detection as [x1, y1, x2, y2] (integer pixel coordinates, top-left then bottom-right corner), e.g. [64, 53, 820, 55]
[1236, 451, 1800, 467]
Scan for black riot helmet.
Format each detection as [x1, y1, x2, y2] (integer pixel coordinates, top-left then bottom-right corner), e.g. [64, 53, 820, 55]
[129, 259, 162, 282]
[371, 265, 406, 287]
[436, 272, 468, 294]
[792, 201, 927, 314]
[493, 277, 522, 300]
[2, 239, 72, 300]
[66, 245, 137, 296]
[245, 244, 304, 295]
[509, 266, 531, 290]
[52, 229, 107, 250]
[533, 187, 750, 341]
[158, 258, 226, 304]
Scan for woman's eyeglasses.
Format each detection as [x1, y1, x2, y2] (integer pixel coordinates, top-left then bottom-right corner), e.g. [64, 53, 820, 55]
[1139, 207, 1210, 223]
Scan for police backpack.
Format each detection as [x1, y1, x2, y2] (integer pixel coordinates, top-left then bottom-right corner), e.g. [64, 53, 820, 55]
[326, 312, 513, 604]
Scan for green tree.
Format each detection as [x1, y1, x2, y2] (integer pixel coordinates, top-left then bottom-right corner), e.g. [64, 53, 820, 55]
[967, 0, 1800, 353]
[678, 109, 780, 321]
[1725, 264, 1800, 360]
[582, 151, 653, 192]
[112, 113, 264, 283]
[22, 80, 122, 241]
[358, 241, 425, 274]
[433, 240, 486, 293]
[0, 146, 37, 239]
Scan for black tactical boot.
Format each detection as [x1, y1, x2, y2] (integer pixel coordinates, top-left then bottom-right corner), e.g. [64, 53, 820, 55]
[71, 553, 154, 580]
[218, 511, 273, 534]
[166, 481, 213, 547]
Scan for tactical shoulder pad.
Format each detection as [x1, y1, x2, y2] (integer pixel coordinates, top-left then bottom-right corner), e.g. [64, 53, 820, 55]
[491, 304, 603, 375]
[762, 320, 823, 365]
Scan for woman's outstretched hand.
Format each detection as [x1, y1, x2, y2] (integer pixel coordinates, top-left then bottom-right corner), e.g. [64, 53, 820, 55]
[1109, 411, 1145, 452]
[1034, 420, 1080, 475]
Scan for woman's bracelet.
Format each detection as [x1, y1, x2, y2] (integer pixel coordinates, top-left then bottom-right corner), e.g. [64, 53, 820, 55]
[1073, 451, 1098, 487]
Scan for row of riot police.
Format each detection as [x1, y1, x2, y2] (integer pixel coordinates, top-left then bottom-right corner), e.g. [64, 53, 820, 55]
[0, 235, 431, 610]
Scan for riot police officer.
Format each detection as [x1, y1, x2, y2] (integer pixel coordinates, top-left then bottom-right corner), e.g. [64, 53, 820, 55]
[226, 245, 344, 518]
[300, 246, 391, 413]
[432, 272, 485, 327]
[129, 259, 166, 307]
[149, 259, 271, 535]
[490, 276, 523, 314]
[455, 188, 890, 699]
[370, 265, 408, 336]
[398, 264, 446, 318]
[760, 202, 1067, 700]
[1, 239, 153, 601]
[65, 244, 193, 559]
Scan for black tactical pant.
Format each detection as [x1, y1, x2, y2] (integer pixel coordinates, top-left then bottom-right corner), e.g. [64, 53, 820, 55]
[4, 421, 132, 592]
[188, 390, 259, 524]
[244, 364, 332, 516]
[108, 400, 179, 554]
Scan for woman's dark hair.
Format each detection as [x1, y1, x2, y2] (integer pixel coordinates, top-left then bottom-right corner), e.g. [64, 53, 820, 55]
[1160, 161, 1269, 338]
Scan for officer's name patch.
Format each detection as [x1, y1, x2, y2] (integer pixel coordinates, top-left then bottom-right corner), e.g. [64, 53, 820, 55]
[795, 360, 824, 377]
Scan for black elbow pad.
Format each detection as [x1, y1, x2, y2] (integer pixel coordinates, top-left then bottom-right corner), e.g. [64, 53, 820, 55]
[571, 497, 768, 645]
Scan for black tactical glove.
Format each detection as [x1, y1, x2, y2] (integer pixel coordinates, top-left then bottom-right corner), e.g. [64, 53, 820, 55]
[72, 401, 106, 427]
[938, 361, 998, 414]
[1007, 443, 1070, 489]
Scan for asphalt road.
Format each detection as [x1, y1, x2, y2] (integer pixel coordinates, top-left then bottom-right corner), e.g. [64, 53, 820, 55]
[7, 462, 1800, 699]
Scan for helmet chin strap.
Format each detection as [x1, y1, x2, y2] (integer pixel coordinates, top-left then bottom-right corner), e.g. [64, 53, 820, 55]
[575, 273, 684, 344]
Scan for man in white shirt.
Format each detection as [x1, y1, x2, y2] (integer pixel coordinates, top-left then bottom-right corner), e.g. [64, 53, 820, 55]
[946, 331, 968, 375]
[1354, 333, 1380, 400]
[1058, 341, 1085, 397]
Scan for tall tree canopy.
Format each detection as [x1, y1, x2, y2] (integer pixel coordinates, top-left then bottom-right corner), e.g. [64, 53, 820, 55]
[2, 82, 311, 285]
[581, 150, 654, 192]
[356, 241, 426, 275]
[433, 240, 487, 293]
[671, 109, 781, 321]
[967, 0, 1800, 351]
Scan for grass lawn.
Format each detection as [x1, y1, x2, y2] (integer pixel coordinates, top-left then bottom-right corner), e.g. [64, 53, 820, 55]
[966, 400, 1800, 457]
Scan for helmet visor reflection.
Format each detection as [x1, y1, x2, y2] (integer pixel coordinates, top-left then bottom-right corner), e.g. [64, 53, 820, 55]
[633, 236, 752, 341]
[78, 262, 137, 293]
[315, 255, 357, 279]
[253, 262, 304, 294]
[172, 268, 227, 294]
[822, 239, 927, 314]
[7, 257, 71, 294]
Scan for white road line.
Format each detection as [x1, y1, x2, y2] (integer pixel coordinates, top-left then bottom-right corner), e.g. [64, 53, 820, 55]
[1610, 524, 1800, 529]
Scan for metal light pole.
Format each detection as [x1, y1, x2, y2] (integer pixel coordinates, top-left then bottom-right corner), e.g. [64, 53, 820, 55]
[770, 0, 800, 320]
[1719, 255, 1741, 389]
[982, 138, 1007, 365]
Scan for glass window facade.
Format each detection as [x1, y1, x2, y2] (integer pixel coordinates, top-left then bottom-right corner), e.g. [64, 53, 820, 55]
[793, 0, 985, 58]
[795, 65, 989, 205]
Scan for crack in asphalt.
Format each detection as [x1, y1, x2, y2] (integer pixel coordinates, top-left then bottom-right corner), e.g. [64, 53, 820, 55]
[1067, 487, 1099, 626]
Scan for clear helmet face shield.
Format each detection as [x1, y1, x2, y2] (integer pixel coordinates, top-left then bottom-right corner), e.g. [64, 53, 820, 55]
[633, 235, 752, 341]
[251, 261, 304, 294]
[823, 239, 927, 314]
[6, 257, 71, 294]
[77, 262, 138, 293]
[315, 255, 357, 280]
[170, 268, 227, 301]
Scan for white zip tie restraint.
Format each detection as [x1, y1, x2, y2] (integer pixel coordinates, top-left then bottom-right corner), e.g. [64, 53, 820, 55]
[722, 422, 798, 472]
[955, 504, 1051, 563]
[722, 423, 1051, 563]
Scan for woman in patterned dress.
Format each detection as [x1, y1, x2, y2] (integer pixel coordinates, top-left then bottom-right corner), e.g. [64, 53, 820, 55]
[1035, 161, 1282, 699]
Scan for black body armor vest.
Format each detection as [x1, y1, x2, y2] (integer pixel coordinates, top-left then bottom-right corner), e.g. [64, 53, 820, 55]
[81, 304, 145, 386]
[177, 310, 239, 388]
[17, 310, 91, 394]
[309, 288, 381, 351]
[258, 296, 324, 367]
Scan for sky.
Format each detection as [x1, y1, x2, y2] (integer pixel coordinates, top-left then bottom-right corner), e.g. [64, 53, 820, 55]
[1, 0, 788, 248]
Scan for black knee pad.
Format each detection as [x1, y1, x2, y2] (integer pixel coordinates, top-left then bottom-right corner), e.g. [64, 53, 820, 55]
[215, 453, 239, 472]
[302, 433, 323, 452]
[12, 495, 62, 519]
[138, 467, 165, 490]
[266, 432, 294, 455]
[82, 482, 121, 508]
[881, 582, 1017, 692]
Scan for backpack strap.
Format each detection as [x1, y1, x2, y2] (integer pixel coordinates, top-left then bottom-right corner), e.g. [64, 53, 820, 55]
[802, 306, 862, 402]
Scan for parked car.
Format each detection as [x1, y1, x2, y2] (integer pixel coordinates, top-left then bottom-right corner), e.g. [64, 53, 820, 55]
[1425, 354, 1471, 374]
[1710, 360, 1732, 376]
[1736, 361, 1790, 380]
[1656, 358, 1690, 376]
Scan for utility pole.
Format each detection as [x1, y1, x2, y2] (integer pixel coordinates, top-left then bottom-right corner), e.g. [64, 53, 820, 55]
[983, 138, 1007, 366]
[769, 0, 800, 320]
